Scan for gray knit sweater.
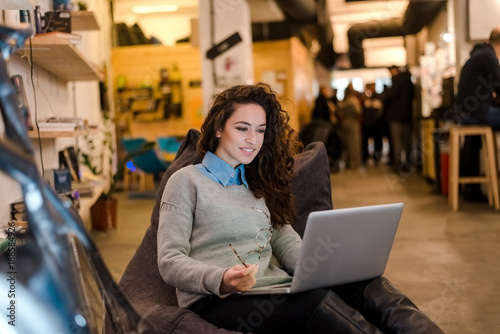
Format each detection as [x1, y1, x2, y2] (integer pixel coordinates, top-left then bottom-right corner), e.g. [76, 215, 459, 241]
[157, 165, 302, 308]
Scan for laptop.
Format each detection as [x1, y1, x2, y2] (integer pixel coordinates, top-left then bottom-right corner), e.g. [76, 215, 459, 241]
[240, 203, 403, 295]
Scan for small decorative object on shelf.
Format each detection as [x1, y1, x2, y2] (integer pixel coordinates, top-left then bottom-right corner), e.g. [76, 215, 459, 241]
[53, 0, 71, 10]
[11, 74, 33, 131]
[43, 10, 72, 33]
[19, 9, 30, 24]
[9, 199, 27, 226]
[77, 1, 88, 11]
[34, 6, 43, 34]
[36, 116, 85, 133]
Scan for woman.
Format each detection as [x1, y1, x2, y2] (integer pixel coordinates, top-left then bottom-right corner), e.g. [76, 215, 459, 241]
[337, 83, 363, 169]
[157, 83, 443, 333]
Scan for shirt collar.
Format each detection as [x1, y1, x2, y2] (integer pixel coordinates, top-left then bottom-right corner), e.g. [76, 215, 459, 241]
[202, 151, 248, 188]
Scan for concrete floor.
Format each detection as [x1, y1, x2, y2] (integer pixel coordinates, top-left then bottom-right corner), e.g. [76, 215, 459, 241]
[91, 163, 500, 334]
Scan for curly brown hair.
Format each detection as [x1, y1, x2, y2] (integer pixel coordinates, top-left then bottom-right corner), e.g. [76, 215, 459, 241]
[197, 83, 302, 227]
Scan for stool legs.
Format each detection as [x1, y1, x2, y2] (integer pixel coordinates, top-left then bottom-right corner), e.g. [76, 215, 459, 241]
[448, 126, 500, 211]
[449, 130, 460, 210]
[484, 130, 500, 210]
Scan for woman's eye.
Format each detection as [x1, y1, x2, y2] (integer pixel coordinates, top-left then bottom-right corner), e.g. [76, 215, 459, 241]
[236, 127, 247, 131]
[257, 129, 266, 134]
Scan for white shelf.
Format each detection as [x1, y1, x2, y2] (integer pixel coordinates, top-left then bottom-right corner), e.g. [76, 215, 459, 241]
[28, 129, 90, 139]
[0, 0, 34, 10]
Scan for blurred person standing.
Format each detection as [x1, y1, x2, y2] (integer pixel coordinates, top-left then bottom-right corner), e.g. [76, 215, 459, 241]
[311, 85, 338, 123]
[383, 65, 415, 171]
[361, 83, 384, 165]
[337, 83, 362, 169]
[304, 86, 343, 172]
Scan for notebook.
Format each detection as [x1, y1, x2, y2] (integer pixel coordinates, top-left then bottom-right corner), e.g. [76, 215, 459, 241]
[240, 203, 403, 295]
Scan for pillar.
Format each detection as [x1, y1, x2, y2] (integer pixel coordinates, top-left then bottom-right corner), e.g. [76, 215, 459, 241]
[198, 0, 254, 116]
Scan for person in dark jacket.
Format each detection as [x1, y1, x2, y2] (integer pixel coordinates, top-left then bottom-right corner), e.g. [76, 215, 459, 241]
[383, 65, 415, 171]
[454, 26, 500, 128]
[311, 85, 337, 122]
[453, 26, 500, 201]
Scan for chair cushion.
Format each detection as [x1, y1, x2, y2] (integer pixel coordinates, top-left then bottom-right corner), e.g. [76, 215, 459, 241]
[290, 140, 333, 236]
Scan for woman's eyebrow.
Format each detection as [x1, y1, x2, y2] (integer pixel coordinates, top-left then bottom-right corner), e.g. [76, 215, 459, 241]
[233, 121, 266, 127]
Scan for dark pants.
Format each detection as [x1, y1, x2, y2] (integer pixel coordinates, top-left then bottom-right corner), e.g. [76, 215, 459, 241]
[389, 122, 412, 169]
[189, 279, 372, 333]
[460, 135, 485, 200]
[362, 123, 383, 163]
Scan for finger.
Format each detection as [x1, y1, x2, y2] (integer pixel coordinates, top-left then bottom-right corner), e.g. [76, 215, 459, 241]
[233, 264, 248, 271]
[230, 264, 256, 278]
[242, 264, 258, 275]
[238, 267, 258, 288]
[245, 265, 259, 279]
[249, 264, 259, 274]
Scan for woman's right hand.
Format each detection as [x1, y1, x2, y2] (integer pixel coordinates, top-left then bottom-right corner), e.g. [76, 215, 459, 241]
[220, 264, 259, 293]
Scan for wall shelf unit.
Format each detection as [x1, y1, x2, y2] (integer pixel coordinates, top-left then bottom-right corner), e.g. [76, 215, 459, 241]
[1, 2, 110, 233]
[15, 35, 104, 81]
[71, 11, 100, 31]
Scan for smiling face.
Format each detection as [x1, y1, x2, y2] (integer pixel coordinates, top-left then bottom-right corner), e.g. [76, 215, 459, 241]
[214, 103, 266, 167]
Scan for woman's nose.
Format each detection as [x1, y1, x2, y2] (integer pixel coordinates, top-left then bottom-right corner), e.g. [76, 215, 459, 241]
[246, 131, 256, 144]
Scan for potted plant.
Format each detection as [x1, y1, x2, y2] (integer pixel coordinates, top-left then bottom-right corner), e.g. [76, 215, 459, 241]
[80, 113, 118, 231]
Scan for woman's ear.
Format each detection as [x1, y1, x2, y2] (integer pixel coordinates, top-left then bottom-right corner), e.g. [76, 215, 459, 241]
[216, 129, 221, 138]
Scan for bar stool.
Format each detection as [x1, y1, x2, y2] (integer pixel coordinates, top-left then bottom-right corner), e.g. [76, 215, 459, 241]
[448, 125, 500, 211]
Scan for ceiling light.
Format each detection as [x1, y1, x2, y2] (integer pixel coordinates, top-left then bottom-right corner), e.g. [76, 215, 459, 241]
[132, 5, 178, 14]
[441, 32, 453, 43]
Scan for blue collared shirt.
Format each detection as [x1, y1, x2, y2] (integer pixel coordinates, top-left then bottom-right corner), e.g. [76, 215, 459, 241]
[195, 151, 248, 188]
